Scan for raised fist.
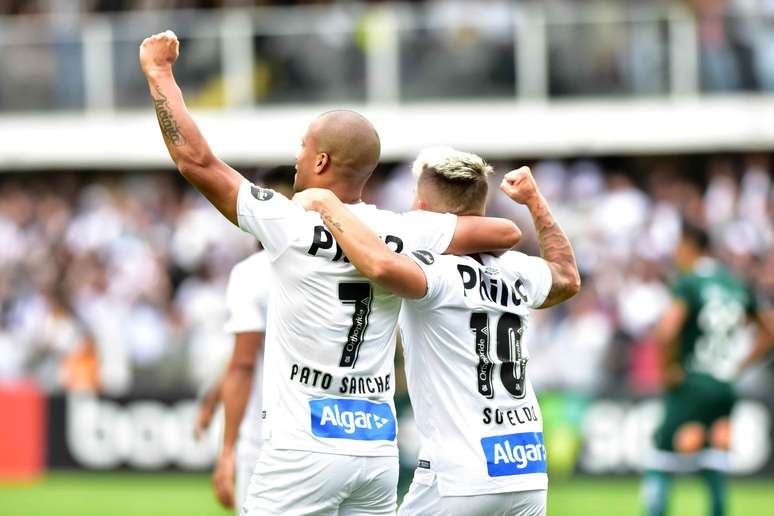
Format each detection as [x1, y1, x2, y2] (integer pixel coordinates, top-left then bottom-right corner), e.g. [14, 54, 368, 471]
[499, 166, 540, 205]
[139, 30, 179, 76]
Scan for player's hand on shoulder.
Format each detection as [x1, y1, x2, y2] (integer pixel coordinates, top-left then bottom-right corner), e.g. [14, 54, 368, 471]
[499, 166, 540, 205]
[292, 188, 334, 212]
[139, 30, 180, 76]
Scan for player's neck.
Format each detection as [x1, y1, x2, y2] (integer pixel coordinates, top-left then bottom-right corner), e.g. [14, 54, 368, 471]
[325, 184, 363, 204]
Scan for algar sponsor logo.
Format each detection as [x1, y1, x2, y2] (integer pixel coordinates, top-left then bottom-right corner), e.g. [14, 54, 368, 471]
[480, 431, 547, 477]
[310, 398, 396, 441]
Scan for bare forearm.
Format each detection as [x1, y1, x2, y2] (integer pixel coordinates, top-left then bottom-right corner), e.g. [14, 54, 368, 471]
[313, 194, 426, 298]
[738, 314, 774, 373]
[221, 366, 253, 452]
[657, 338, 680, 370]
[146, 69, 241, 224]
[203, 374, 224, 407]
[315, 196, 395, 277]
[737, 338, 768, 373]
[526, 194, 580, 307]
[446, 217, 521, 255]
[147, 70, 212, 169]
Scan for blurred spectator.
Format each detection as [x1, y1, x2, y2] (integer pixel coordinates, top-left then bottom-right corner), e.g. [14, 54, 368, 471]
[8, 1, 774, 110]
[0, 173, 256, 395]
[0, 152, 772, 398]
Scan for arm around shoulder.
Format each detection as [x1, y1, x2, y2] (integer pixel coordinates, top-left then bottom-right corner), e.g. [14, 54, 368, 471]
[446, 216, 521, 255]
[294, 189, 429, 299]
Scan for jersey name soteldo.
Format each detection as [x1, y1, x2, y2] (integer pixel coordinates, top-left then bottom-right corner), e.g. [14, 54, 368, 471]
[236, 180, 457, 456]
[400, 250, 552, 496]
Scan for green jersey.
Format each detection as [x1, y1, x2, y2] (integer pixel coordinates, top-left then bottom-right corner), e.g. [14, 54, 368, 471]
[671, 259, 757, 383]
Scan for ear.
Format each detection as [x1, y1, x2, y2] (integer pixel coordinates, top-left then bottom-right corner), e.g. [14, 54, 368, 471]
[314, 152, 330, 174]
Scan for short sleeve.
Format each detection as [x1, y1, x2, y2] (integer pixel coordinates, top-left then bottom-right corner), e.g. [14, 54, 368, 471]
[236, 179, 305, 261]
[397, 210, 457, 253]
[671, 275, 694, 305]
[498, 252, 553, 308]
[405, 249, 447, 306]
[223, 259, 268, 334]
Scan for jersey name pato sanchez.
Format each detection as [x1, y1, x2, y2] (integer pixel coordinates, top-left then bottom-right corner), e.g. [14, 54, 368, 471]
[236, 180, 457, 457]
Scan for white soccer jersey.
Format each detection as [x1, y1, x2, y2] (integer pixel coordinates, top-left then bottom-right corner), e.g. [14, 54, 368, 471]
[224, 252, 271, 454]
[399, 250, 553, 497]
[235, 180, 457, 457]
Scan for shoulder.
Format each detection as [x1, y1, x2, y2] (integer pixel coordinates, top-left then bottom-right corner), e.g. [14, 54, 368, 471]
[671, 272, 698, 301]
[672, 271, 698, 289]
[410, 249, 467, 271]
[492, 251, 548, 277]
[349, 203, 391, 223]
[237, 180, 303, 219]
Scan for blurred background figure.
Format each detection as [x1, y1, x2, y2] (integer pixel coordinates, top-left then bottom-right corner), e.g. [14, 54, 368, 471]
[643, 224, 772, 516]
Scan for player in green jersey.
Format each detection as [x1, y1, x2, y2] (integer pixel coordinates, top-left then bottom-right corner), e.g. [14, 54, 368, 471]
[642, 224, 774, 516]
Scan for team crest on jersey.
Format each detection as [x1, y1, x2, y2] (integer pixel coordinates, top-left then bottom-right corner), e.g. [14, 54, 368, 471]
[310, 398, 396, 441]
[250, 185, 274, 201]
[480, 431, 547, 477]
[412, 250, 435, 265]
[484, 266, 500, 276]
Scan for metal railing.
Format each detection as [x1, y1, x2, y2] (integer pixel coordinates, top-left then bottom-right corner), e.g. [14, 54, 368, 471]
[1, 2, 773, 113]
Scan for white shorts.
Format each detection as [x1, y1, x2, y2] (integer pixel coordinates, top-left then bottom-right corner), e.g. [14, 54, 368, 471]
[236, 447, 261, 514]
[399, 477, 546, 516]
[241, 442, 399, 516]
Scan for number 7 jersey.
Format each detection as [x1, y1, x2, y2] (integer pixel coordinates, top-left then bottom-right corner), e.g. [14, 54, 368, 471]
[400, 250, 553, 496]
[235, 180, 457, 457]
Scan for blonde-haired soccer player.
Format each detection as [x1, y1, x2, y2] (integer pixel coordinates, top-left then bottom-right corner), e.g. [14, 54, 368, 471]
[295, 150, 580, 516]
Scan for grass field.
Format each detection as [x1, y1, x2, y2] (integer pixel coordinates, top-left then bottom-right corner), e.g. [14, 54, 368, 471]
[1, 473, 772, 515]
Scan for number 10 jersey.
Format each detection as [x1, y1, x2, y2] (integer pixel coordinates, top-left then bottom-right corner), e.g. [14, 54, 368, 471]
[236, 180, 457, 457]
[400, 250, 553, 496]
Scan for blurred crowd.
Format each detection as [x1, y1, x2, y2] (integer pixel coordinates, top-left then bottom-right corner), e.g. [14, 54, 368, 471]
[6, 0, 774, 111]
[5, 0, 774, 15]
[0, 171, 257, 395]
[0, 154, 771, 399]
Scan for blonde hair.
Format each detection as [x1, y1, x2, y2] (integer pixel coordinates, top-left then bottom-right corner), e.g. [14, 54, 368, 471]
[412, 146, 492, 215]
[412, 146, 493, 180]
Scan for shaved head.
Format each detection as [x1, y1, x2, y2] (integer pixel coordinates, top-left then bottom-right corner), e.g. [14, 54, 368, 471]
[294, 110, 381, 200]
[311, 110, 381, 179]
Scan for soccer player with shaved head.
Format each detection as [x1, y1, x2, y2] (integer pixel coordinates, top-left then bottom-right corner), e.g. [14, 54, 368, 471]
[295, 148, 581, 516]
[140, 31, 521, 514]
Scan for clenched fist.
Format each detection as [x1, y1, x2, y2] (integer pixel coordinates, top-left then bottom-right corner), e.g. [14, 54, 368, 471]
[499, 166, 541, 206]
[139, 30, 179, 76]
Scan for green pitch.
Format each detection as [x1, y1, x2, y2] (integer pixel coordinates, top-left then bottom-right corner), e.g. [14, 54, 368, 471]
[1, 473, 772, 515]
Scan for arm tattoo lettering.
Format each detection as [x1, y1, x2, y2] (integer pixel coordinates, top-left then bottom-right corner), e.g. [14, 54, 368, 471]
[322, 212, 344, 234]
[530, 198, 578, 305]
[153, 87, 186, 147]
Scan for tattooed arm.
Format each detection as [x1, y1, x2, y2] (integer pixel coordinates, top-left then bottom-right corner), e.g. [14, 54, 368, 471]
[499, 167, 580, 308]
[139, 30, 242, 225]
[293, 189, 428, 299]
